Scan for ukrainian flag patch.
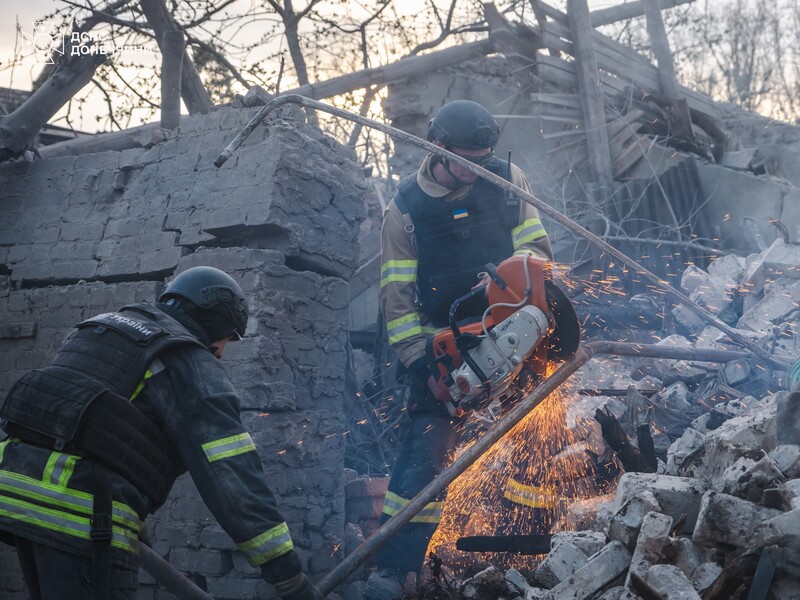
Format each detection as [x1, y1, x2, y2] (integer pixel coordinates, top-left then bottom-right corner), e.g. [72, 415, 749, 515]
[453, 208, 469, 220]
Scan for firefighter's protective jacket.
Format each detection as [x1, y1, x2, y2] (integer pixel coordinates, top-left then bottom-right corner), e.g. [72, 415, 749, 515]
[380, 154, 553, 369]
[0, 304, 302, 580]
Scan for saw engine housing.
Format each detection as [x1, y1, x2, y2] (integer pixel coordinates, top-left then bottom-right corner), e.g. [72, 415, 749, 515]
[431, 255, 579, 411]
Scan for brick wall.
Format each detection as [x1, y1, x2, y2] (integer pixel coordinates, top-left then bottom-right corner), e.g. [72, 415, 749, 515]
[0, 104, 366, 598]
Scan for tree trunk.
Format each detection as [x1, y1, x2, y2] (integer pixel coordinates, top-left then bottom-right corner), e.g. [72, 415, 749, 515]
[0, 37, 106, 162]
[140, 0, 212, 115]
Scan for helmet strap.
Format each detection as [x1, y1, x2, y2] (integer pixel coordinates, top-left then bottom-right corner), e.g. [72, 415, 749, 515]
[441, 156, 475, 189]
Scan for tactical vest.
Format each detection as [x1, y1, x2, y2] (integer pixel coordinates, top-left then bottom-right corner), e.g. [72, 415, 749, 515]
[0, 303, 205, 509]
[395, 158, 519, 327]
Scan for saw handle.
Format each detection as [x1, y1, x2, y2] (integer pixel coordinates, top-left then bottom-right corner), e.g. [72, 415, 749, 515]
[448, 286, 491, 396]
[482, 263, 508, 290]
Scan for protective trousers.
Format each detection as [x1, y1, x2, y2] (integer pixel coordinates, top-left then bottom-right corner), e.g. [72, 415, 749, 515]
[372, 402, 459, 574]
[14, 536, 138, 600]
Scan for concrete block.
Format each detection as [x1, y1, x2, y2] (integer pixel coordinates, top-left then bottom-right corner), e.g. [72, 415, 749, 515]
[670, 538, 708, 580]
[139, 247, 186, 274]
[691, 562, 722, 594]
[205, 576, 270, 600]
[504, 569, 536, 598]
[754, 507, 800, 546]
[166, 523, 202, 548]
[707, 253, 745, 286]
[534, 541, 588, 589]
[59, 222, 104, 242]
[656, 382, 692, 412]
[594, 588, 625, 600]
[345, 496, 383, 522]
[738, 278, 800, 332]
[770, 445, 800, 478]
[608, 491, 662, 549]
[706, 398, 778, 452]
[625, 511, 673, 590]
[721, 359, 752, 386]
[52, 259, 99, 281]
[13, 261, 56, 282]
[344, 477, 389, 499]
[169, 547, 233, 577]
[663, 362, 708, 387]
[549, 531, 606, 557]
[761, 238, 800, 278]
[667, 428, 706, 474]
[644, 564, 701, 599]
[542, 541, 631, 600]
[614, 473, 707, 533]
[564, 495, 615, 532]
[692, 491, 781, 548]
[720, 449, 785, 501]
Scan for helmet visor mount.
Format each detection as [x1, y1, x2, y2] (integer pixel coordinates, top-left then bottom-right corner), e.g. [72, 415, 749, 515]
[199, 286, 248, 341]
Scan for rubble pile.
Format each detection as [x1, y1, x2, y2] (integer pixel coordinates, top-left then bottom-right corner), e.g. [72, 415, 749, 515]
[341, 241, 800, 599]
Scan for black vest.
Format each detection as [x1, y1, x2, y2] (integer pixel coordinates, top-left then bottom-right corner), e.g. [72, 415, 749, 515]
[396, 159, 519, 326]
[0, 303, 205, 508]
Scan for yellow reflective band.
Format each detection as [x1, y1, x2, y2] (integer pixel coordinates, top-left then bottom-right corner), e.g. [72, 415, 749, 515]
[381, 260, 417, 287]
[512, 218, 547, 249]
[380, 260, 418, 287]
[503, 478, 557, 509]
[129, 369, 154, 402]
[386, 314, 422, 345]
[202, 433, 257, 463]
[381, 491, 409, 517]
[410, 501, 443, 523]
[0, 470, 141, 534]
[0, 495, 138, 553]
[43, 452, 79, 487]
[0, 440, 9, 466]
[238, 521, 294, 565]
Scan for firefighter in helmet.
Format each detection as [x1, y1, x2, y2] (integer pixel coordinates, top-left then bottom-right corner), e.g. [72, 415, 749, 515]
[368, 100, 554, 599]
[0, 266, 323, 600]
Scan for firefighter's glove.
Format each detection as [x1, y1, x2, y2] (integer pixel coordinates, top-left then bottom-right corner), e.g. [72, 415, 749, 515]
[273, 572, 325, 600]
[409, 357, 451, 403]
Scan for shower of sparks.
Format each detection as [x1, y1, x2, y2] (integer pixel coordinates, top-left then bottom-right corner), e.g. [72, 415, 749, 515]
[428, 371, 614, 573]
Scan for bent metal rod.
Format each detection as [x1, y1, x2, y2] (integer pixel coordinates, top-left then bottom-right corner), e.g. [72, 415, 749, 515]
[314, 342, 753, 594]
[215, 94, 791, 372]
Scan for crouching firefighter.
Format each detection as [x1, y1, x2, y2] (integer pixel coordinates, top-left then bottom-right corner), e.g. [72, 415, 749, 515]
[368, 100, 559, 600]
[0, 266, 324, 600]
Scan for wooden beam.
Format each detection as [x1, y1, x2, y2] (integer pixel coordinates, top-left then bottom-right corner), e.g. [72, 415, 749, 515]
[642, 0, 695, 144]
[139, 0, 212, 115]
[537, 17, 720, 117]
[642, 0, 680, 98]
[282, 39, 495, 101]
[160, 30, 184, 130]
[532, 0, 693, 27]
[38, 122, 164, 159]
[567, 0, 613, 186]
[591, 0, 693, 26]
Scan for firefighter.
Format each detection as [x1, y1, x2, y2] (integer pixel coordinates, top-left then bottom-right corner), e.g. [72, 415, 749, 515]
[0, 266, 323, 600]
[368, 100, 554, 599]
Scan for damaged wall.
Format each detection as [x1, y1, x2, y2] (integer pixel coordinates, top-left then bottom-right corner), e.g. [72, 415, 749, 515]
[0, 104, 367, 598]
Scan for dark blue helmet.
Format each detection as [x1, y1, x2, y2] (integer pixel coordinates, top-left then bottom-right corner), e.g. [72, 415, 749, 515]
[427, 100, 500, 149]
